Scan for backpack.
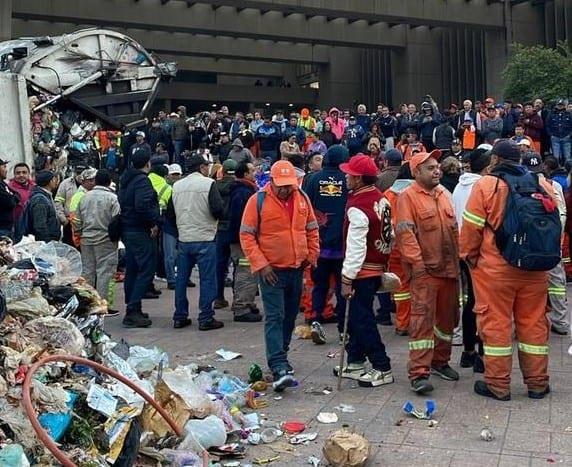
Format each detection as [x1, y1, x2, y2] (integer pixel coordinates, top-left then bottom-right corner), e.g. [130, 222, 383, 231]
[256, 189, 311, 236]
[490, 170, 561, 271]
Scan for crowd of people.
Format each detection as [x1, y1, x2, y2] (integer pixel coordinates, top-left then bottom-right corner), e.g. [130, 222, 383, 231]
[0, 95, 571, 396]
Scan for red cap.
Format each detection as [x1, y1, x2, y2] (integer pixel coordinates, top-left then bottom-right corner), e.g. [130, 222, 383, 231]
[339, 154, 378, 177]
[409, 149, 442, 172]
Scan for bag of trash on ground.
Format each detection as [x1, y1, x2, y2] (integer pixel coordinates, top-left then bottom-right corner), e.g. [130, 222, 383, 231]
[7, 288, 55, 320]
[323, 429, 371, 467]
[141, 366, 215, 437]
[23, 316, 85, 355]
[31, 242, 82, 286]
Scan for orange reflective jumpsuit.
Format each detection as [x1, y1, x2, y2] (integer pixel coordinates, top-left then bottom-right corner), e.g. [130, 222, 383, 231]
[384, 180, 414, 333]
[460, 174, 553, 398]
[396, 182, 460, 380]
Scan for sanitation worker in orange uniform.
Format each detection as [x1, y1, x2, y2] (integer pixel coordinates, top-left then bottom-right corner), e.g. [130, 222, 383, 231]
[396, 150, 460, 395]
[460, 140, 555, 401]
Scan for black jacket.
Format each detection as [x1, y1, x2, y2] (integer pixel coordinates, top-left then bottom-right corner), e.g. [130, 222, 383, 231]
[29, 187, 60, 242]
[0, 181, 19, 230]
[118, 168, 160, 233]
[228, 179, 257, 244]
[215, 175, 235, 231]
[303, 151, 348, 254]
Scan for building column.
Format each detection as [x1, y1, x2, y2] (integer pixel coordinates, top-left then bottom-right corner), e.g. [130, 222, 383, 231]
[0, 0, 11, 41]
[318, 47, 362, 110]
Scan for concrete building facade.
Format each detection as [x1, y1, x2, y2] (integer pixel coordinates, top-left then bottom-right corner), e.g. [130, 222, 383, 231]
[2, 0, 571, 112]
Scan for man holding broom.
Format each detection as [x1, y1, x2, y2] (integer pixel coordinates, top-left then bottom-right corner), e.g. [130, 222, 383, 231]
[334, 154, 395, 388]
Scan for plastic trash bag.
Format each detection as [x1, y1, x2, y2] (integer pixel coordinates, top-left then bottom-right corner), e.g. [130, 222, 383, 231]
[179, 415, 227, 452]
[0, 444, 30, 467]
[127, 345, 168, 375]
[32, 242, 82, 286]
[160, 449, 201, 466]
[24, 316, 85, 355]
[7, 288, 55, 320]
[38, 392, 78, 442]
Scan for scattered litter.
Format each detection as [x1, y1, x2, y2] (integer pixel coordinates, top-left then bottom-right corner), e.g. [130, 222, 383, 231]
[248, 432, 262, 445]
[251, 380, 267, 392]
[394, 419, 404, 426]
[290, 432, 318, 445]
[253, 455, 280, 465]
[308, 455, 321, 466]
[86, 383, 118, 417]
[323, 429, 370, 467]
[427, 420, 439, 428]
[565, 426, 572, 432]
[248, 363, 263, 383]
[335, 404, 356, 413]
[480, 427, 494, 442]
[224, 462, 242, 467]
[294, 325, 312, 339]
[216, 348, 243, 361]
[317, 412, 339, 424]
[283, 421, 306, 434]
[260, 427, 283, 443]
[305, 386, 333, 396]
[327, 349, 340, 358]
[273, 396, 283, 401]
[402, 400, 436, 420]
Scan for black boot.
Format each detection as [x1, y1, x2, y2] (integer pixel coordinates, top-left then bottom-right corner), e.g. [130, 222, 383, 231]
[460, 351, 476, 368]
[474, 380, 510, 401]
[123, 312, 152, 328]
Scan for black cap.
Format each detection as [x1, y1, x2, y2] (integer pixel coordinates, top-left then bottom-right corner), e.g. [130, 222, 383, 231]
[36, 170, 56, 187]
[0, 157, 8, 165]
[521, 152, 544, 173]
[492, 139, 521, 162]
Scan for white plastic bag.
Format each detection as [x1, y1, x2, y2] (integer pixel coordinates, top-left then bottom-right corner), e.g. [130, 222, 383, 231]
[179, 415, 227, 452]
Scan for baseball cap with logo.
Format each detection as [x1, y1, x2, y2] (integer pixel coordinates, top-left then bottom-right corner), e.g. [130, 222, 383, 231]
[270, 160, 298, 186]
[339, 154, 378, 177]
[409, 149, 442, 172]
[522, 152, 544, 173]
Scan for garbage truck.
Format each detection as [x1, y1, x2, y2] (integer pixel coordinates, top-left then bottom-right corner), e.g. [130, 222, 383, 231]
[0, 27, 177, 168]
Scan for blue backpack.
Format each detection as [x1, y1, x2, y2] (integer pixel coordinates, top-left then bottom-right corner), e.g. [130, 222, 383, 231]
[490, 169, 561, 271]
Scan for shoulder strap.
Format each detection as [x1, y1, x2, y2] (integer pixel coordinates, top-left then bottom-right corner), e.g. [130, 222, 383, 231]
[256, 191, 266, 237]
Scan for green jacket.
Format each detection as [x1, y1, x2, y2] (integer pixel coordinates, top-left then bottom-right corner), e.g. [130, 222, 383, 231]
[148, 172, 172, 211]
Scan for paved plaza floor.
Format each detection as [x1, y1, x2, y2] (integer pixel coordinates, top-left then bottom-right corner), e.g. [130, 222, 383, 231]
[105, 280, 572, 466]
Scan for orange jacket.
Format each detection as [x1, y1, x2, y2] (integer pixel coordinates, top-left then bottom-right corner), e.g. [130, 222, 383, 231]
[396, 182, 460, 279]
[397, 142, 427, 162]
[240, 185, 320, 273]
[459, 169, 555, 279]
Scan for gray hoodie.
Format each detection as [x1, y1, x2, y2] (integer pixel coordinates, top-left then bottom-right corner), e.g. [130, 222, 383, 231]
[452, 172, 482, 228]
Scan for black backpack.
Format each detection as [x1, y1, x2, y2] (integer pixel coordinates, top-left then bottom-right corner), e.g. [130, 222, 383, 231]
[490, 169, 561, 271]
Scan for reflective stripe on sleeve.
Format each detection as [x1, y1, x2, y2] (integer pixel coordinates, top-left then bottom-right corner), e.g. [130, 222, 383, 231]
[240, 225, 257, 235]
[238, 258, 250, 266]
[393, 292, 411, 302]
[548, 287, 567, 297]
[306, 220, 319, 230]
[462, 210, 486, 228]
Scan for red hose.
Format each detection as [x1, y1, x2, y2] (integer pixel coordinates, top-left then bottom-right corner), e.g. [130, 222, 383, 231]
[22, 354, 208, 467]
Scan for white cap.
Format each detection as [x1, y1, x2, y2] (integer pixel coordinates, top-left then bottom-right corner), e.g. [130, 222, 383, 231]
[136, 131, 145, 138]
[169, 163, 182, 175]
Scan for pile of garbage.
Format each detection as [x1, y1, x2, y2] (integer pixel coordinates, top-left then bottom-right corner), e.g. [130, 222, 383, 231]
[0, 239, 273, 466]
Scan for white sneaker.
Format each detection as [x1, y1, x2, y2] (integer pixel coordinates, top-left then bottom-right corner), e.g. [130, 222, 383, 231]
[311, 321, 327, 345]
[357, 369, 394, 388]
[333, 362, 366, 380]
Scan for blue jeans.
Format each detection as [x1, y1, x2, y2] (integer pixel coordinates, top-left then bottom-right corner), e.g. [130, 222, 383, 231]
[552, 135, 572, 164]
[347, 277, 391, 371]
[174, 241, 216, 325]
[215, 230, 232, 300]
[259, 268, 303, 374]
[173, 139, 187, 163]
[0, 228, 13, 240]
[162, 231, 177, 286]
[123, 231, 157, 313]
